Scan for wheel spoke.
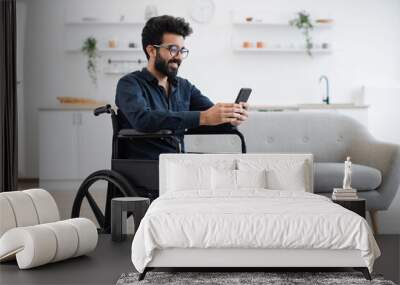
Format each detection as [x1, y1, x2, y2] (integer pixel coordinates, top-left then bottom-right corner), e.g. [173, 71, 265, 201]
[86, 191, 105, 227]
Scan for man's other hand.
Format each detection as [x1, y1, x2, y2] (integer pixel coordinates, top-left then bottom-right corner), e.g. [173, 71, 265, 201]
[230, 102, 249, 126]
[200, 102, 249, 126]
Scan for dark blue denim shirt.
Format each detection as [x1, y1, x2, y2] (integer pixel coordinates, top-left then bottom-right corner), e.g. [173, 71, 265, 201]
[115, 68, 214, 160]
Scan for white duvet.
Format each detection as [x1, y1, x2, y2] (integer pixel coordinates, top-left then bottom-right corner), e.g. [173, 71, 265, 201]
[131, 190, 380, 273]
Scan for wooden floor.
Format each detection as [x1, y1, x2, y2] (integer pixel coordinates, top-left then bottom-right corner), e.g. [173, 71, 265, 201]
[2, 181, 397, 284]
[0, 234, 133, 285]
[1, 234, 399, 285]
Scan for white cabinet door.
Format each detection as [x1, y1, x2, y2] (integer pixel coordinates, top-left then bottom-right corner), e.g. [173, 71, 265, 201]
[39, 111, 79, 179]
[77, 111, 112, 179]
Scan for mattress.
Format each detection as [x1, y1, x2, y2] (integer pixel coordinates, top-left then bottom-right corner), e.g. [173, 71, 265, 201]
[131, 190, 380, 273]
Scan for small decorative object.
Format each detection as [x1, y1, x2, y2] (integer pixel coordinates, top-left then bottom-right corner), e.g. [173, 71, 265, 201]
[332, 156, 358, 200]
[81, 17, 98, 22]
[256, 41, 265, 48]
[315, 18, 334, 24]
[322, 42, 330, 49]
[343, 156, 352, 189]
[289, 10, 314, 56]
[245, 16, 253, 22]
[144, 4, 158, 20]
[120, 14, 125, 22]
[242, 41, 253, 48]
[190, 0, 215, 23]
[81, 37, 99, 86]
[57, 96, 105, 105]
[108, 38, 117, 49]
[128, 42, 137, 48]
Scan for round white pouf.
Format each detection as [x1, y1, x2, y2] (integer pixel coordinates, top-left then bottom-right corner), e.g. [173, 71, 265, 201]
[0, 218, 98, 269]
[64, 218, 98, 257]
[0, 191, 39, 227]
[0, 196, 17, 237]
[42, 221, 79, 262]
[0, 225, 57, 268]
[23, 189, 60, 223]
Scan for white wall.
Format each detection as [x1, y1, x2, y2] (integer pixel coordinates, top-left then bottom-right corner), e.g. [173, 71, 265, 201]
[20, 0, 400, 231]
[364, 86, 400, 234]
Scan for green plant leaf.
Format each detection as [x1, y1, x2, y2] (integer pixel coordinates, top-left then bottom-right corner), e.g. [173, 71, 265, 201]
[81, 37, 99, 85]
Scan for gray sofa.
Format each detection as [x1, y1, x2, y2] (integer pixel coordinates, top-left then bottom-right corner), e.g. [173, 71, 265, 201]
[184, 111, 400, 231]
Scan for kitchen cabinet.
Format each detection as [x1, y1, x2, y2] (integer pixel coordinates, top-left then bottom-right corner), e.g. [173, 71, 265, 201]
[39, 108, 112, 188]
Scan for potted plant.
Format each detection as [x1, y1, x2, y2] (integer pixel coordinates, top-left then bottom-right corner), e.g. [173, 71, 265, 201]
[289, 11, 314, 56]
[81, 37, 99, 85]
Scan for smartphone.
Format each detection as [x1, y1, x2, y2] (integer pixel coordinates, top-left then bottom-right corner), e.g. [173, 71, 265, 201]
[234, 88, 252, 104]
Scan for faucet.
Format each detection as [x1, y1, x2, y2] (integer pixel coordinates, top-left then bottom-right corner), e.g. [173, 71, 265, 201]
[319, 75, 330, 105]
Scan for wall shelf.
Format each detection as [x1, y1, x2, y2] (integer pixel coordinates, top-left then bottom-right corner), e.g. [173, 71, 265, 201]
[233, 21, 333, 28]
[231, 12, 334, 56]
[65, 21, 145, 26]
[66, 48, 142, 53]
[233, 47, 333, 54]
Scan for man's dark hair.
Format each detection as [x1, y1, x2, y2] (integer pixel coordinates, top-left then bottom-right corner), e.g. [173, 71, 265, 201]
[141, 15, 193, 60]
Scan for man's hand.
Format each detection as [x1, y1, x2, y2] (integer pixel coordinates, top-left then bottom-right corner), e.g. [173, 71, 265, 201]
[230, 102, 249, 126]
[200, 102, 249, 126]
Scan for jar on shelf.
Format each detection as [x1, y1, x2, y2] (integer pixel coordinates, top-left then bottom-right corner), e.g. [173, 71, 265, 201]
[128, 42, 137, 48]
[242, 41, 253, 48]
[108, 38, 118, 49]
[256, 41, 266, 48]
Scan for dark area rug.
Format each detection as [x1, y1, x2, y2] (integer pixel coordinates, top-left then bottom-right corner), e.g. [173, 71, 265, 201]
[116, 271, 396, 285]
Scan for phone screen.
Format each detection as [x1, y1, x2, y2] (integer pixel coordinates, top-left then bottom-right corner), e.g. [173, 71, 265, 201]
[235, 88, 252, 104]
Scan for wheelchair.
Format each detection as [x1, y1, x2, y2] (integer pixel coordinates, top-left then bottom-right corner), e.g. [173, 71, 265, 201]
[71, 104, 247, 233]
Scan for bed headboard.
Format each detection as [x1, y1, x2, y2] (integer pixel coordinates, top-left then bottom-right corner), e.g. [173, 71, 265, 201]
[159, 153, 314, 195]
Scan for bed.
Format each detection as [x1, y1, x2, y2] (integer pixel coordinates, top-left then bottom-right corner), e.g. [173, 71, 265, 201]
[131, 154, 380, 280]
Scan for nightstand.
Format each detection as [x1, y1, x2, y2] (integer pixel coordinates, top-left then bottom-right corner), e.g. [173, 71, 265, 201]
[332, 198, 366, 218]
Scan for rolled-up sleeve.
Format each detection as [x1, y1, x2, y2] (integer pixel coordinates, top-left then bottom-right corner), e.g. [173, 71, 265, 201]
[115, 76, 201, 131]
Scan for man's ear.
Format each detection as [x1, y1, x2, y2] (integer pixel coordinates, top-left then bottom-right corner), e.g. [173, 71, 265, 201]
[146, 45, 156, 59]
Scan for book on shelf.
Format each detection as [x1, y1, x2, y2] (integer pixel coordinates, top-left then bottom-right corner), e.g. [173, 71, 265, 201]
[333, 188, 357, 193]
[332, 187, 359, 200]
[333, 193, 358, 197]
[332, 193, 359, 200]
[332, 196, 359, 199]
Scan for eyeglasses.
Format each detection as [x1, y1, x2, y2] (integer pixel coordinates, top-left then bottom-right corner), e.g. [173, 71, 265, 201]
[153, 44, 189, 59]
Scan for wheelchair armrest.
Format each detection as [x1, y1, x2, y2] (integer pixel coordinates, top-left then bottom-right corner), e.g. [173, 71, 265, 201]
[184, 123, 247, 153]
[184, 123, 237, 135]
[94, 104, 112, 116]
[118, 129, 174, 139]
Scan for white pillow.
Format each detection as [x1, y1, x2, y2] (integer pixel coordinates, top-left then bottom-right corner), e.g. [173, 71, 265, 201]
[237, 159, 307, 192]
[236, 169, 268, 189]
[167, 162, 212, 192]
[211, 168, 237, 191]
[211, 168, 268, 191]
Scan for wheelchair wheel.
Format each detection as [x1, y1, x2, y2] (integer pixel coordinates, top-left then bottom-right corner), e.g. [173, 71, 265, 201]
[71, 169, 137, 233]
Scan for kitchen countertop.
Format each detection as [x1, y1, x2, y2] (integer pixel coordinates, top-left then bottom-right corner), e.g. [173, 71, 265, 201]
[39, 103, 369, 111]
[38, 104, 112, 111]
[250, 104, 369, 111]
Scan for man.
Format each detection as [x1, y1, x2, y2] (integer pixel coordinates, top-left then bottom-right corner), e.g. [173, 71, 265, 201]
[115, 15, 249, 160]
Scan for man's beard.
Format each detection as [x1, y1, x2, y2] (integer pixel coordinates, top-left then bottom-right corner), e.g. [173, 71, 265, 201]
[154, 51, 181, 80]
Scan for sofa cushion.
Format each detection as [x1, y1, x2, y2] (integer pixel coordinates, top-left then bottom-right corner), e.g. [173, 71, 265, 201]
[314, 163, 382, 193]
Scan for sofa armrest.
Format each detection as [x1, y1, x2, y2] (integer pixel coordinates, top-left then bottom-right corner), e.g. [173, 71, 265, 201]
[350, 140, 400, 209]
